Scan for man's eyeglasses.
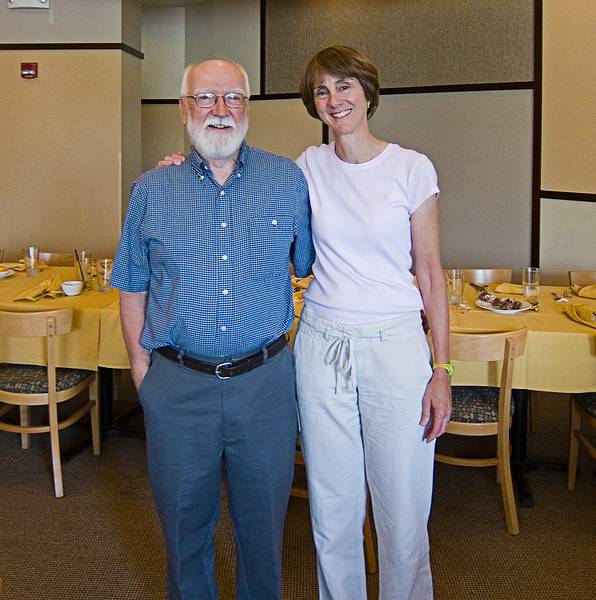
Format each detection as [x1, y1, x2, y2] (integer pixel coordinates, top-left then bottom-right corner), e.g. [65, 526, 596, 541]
[183, 92, 248, 109]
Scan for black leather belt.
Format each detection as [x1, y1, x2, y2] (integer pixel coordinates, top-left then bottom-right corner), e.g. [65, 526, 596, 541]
[156, 335, 287, 380]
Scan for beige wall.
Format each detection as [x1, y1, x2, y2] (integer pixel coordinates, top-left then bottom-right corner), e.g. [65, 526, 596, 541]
[141, 104, 187, 172]
[185, 0, 260, 93]
[142, 6, 186, 99]
[0, 0, 125, 43]
[540, 1, 596, 280]
[0, 51, 123, 259]
[540, 199, 596, 285]
[542, 0, 596, 193]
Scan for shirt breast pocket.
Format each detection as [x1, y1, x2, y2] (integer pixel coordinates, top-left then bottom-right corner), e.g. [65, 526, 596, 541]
[248, 216, 293, 280]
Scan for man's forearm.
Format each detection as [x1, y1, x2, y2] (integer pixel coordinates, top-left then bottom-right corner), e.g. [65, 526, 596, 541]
[120, 290, 150, 388]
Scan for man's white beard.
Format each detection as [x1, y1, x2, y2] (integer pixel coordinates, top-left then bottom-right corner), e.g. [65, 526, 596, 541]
[187, 115, 248, 161]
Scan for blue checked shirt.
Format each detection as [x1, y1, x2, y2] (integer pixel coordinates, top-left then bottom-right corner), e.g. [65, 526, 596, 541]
[111, 143, 314, 358]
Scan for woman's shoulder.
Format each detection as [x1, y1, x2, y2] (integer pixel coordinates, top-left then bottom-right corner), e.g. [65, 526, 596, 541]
[296, 142, 334, 166]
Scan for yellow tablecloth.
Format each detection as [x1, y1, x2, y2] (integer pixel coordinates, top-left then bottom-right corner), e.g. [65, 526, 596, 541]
[290, 280, 596, 394]
[1, 270, 594, 393]
[0, 267, 127, 371]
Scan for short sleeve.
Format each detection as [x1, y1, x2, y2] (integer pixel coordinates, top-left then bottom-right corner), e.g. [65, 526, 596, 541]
[408, 154, 440, 214]
[110, 180, 151, 292]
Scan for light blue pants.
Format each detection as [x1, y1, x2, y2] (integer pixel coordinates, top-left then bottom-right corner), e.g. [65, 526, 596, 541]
[138, 345, 297, 600]
[295, 308, 435, 600]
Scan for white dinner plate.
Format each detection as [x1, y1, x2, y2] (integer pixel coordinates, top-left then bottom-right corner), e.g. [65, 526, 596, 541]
[476, 299, 532, 315]
[0, 269, 15, 279]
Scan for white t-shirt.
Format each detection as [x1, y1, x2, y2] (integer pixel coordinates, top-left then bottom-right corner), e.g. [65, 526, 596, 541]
[295, 142, 440, 324]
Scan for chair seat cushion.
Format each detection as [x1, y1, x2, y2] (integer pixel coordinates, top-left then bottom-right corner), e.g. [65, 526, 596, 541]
[0, 364, 93, 394]
[451, 386, 515, 424]
[576, 392, 596, 419]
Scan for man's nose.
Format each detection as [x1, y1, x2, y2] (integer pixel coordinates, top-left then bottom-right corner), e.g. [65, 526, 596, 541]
[212, 95, 229, 116]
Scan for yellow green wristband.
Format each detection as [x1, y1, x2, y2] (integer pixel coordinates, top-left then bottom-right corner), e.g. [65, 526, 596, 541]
[432, 362, 455, 377]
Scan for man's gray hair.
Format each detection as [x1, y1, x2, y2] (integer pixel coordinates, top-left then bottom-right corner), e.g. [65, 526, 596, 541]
[180, 59, 251, 97]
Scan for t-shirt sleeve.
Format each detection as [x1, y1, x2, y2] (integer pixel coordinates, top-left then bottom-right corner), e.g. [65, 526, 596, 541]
[408, 154, 440, 214]
[110, 180, 151, 292]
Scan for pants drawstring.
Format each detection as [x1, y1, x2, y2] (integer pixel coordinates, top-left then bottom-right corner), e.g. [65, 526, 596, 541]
[324, 335, 355, 394]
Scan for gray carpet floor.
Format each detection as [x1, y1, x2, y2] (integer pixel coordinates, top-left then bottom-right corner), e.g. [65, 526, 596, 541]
[0, 387, 594, 600]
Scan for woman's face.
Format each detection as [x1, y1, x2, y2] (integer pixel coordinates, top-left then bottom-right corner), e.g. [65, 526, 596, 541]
[312, 72, 369, 137]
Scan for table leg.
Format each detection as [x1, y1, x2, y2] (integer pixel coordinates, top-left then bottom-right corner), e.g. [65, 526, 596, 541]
[511, 389, 534, 508]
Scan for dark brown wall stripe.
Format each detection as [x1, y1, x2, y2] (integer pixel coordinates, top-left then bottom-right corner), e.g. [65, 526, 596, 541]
[0, 43, 143, 59]
[541, 191, 596, 203]
[531, 0, 543, 265]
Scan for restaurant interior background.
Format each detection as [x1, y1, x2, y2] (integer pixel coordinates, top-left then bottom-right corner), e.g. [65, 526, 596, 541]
[0, 0, 594, 281]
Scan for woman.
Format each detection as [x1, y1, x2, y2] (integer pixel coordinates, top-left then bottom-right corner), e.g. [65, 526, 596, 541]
[158, 46, 451, 599]
[293, 46, 451, 600]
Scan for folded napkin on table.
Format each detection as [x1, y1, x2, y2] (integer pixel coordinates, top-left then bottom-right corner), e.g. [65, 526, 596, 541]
[494, 283, 524, 295]
[563, 303, 596, 329]
[13, 273, 64, 302]
[0, 262, 26, 272]
[571, 283, 596, 300]
[292, 276, 313, 290]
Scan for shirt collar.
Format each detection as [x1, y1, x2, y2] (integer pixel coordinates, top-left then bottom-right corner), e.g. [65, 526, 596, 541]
[190, 142, 248, 178]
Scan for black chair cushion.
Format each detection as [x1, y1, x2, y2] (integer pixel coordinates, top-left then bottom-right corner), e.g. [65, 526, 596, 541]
[576, 392, 596, 419]
[0, 364, 93, 394]
[451, 386, 515, 424]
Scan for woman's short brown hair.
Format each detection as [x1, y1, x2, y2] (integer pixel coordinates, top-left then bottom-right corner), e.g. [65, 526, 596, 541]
[300, 46, 380, 121]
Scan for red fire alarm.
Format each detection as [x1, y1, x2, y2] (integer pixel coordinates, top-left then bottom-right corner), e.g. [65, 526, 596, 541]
[21, 62, 38, 79]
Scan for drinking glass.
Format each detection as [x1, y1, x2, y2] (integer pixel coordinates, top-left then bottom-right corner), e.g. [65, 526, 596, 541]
[522, 267, 541, 299]
[79, 250, 94, 289]
[96, 258, 113, 292]
[446, 268, 464, 306]
[23, 245, 39, 277]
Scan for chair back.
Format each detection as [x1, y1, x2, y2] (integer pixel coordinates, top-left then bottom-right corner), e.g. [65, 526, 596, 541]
[39, 252, 75, 267]
[450, 329, 527, 420]
[568, 271, 596, 287]
[0, 309, 73, 338]
[463, 268, 512, 285]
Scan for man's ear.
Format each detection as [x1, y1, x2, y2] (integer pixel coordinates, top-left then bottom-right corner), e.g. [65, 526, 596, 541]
[179, 99, 188, 125]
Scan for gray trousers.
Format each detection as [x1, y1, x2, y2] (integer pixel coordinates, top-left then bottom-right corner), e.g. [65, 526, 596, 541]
[138, 345, 297, 600]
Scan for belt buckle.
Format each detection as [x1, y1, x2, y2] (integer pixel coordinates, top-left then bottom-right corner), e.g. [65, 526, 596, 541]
[215, 361, 232, 380]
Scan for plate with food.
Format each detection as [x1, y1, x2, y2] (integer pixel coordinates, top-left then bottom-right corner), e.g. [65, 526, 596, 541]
[476, 296, 532, 314]
[0, 268, 16, 279]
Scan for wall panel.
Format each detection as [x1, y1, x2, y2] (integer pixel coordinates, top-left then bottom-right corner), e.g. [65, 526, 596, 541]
[368, 90, 533, 271]
[540, 199, 596, 284]
[141, 104, 187, 172]
[0, 51, 123, 259]
[265, 0, 533, 94]
[246, 99, 322, 160]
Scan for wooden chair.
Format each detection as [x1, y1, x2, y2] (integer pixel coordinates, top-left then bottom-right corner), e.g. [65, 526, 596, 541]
[568, 271, 596, 286]
[39, 252, 75, 266]
[291, 439, 378, 574]
[567, 393, 596, 490]
[435, 328, 527, 535]
[463, 268, 512, 285]
[0, 309, 100, 497]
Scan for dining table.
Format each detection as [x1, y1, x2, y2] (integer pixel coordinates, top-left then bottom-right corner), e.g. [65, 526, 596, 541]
[292, 277, 596, 506]
[2, 267, 595, 500]
[0, 265, 131, 456]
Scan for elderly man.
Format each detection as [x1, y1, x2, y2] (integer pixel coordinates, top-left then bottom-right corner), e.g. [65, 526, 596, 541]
[111, 59, 314, 600]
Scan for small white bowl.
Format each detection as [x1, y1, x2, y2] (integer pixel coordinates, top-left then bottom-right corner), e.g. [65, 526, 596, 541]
[61, 280, 84, 296]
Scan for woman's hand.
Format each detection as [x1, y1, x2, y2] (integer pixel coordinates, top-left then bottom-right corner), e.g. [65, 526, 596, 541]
[156, 152, 187, 167]
[420, 368, 452, 443]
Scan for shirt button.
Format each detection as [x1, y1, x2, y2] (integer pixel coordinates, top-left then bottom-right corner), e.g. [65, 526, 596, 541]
[222, 289, 229, 295]
[200, 175, 204, 180]
[220, 190, 225, 196]
[236, 173, 241, 178]
[222, 255, 228, 261]
[271, 219, 278, 225]
[220, 325, 227, 332]
[221, 222, 227, 228]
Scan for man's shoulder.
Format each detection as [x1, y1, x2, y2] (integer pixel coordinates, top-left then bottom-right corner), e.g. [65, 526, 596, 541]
[244, 145, 304, 178]
[133, 162, 192, 191]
